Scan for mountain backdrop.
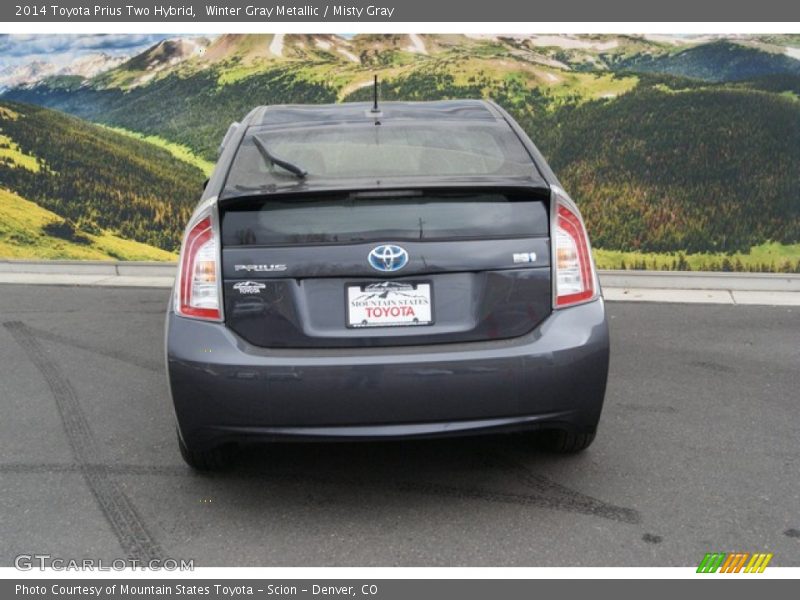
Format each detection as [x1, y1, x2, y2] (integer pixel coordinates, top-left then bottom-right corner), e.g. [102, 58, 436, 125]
[1, 34, 799, 270]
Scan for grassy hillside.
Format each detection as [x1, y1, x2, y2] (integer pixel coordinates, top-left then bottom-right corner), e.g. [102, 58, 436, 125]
[2, 35, 799, 267]
[0, 100, 205, 253]
[0, 187, 175, 260]
[594, 242, 800, 273]
[98, 125, 215, 176]
[8, 67, 337, 161]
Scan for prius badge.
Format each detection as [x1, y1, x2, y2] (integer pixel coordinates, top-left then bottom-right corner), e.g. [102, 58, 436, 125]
[235, 264, 287, 272]
[368, 245, 409, 272]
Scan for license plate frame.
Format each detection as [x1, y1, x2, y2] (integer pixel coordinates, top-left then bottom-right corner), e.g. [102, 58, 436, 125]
[345, 281, 434, 328]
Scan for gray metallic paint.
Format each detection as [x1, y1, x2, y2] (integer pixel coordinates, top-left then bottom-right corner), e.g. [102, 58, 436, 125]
[167, 298, 609, 449]
[222, 237, 554, 348]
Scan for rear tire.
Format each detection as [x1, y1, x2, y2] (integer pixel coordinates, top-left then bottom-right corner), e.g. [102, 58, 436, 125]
[178, 433, 234, 471]
[535, 429, 596, 454]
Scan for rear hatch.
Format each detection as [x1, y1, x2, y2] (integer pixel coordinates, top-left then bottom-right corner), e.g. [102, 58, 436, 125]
[220, 188, 551, 348]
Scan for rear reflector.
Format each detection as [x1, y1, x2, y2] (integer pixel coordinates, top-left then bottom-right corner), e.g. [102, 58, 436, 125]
[555, 203, 595, 307]
[176, 215, 221, 320]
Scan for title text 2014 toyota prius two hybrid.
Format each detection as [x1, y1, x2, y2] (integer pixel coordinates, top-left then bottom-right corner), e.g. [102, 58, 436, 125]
[166, 99, 609, 470]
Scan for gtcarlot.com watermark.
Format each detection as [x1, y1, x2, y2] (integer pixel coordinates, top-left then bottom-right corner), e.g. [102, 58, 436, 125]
[14, 554, 194, 571]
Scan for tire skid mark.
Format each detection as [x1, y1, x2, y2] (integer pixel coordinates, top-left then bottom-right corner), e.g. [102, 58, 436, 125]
[3, 321, 164, 562]
[226, 466, 640, 524]
[1, 459, 638, 523]
[393, 479, 637, 522]
[12, 323, 161, 372]
[483, 451, 640, 524]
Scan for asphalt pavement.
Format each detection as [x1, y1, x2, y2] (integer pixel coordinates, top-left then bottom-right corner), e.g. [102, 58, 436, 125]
[0, 284, 798, 567]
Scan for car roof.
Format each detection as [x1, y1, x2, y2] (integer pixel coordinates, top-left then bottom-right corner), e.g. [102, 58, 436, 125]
[251, 99, 504, 129]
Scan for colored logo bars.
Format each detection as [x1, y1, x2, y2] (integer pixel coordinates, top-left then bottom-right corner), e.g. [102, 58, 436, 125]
[697, 552, 773, 573]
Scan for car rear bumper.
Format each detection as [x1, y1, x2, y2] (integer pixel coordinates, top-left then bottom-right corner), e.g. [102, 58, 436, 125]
[166, 298, 609, 449]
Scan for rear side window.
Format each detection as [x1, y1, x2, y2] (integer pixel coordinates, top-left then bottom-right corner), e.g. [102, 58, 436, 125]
[221, 191, 548, 246]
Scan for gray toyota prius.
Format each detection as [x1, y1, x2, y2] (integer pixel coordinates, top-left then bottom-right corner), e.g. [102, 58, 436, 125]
[166, 99, 609, 470]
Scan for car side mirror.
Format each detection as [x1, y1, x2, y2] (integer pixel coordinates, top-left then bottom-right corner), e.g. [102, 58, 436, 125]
[202, 178, 209, 191]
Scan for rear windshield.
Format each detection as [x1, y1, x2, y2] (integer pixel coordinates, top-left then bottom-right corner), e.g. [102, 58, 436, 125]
[222, 121, 538, 195]
[221, 191, 548, 246]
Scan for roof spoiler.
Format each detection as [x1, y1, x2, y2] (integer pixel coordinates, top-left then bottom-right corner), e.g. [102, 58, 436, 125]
[218, 122, 240, 156]
[219, 182, 552, 204]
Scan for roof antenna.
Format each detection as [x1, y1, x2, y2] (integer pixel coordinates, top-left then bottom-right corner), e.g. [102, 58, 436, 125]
[371, 75, 380, 113]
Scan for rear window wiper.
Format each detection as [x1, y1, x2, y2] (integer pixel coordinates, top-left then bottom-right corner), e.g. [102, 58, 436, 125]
[252, 136, 307, 179]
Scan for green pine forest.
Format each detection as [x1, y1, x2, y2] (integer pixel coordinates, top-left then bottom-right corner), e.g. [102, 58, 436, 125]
[0, 102, 202, 256]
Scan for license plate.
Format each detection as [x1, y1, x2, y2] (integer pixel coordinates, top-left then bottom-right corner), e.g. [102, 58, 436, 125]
[346, 281, 433, 328]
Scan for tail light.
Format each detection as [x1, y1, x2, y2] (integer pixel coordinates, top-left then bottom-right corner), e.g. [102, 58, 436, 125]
[554, 193, 597, 308]
[175, 207, 222, 321]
